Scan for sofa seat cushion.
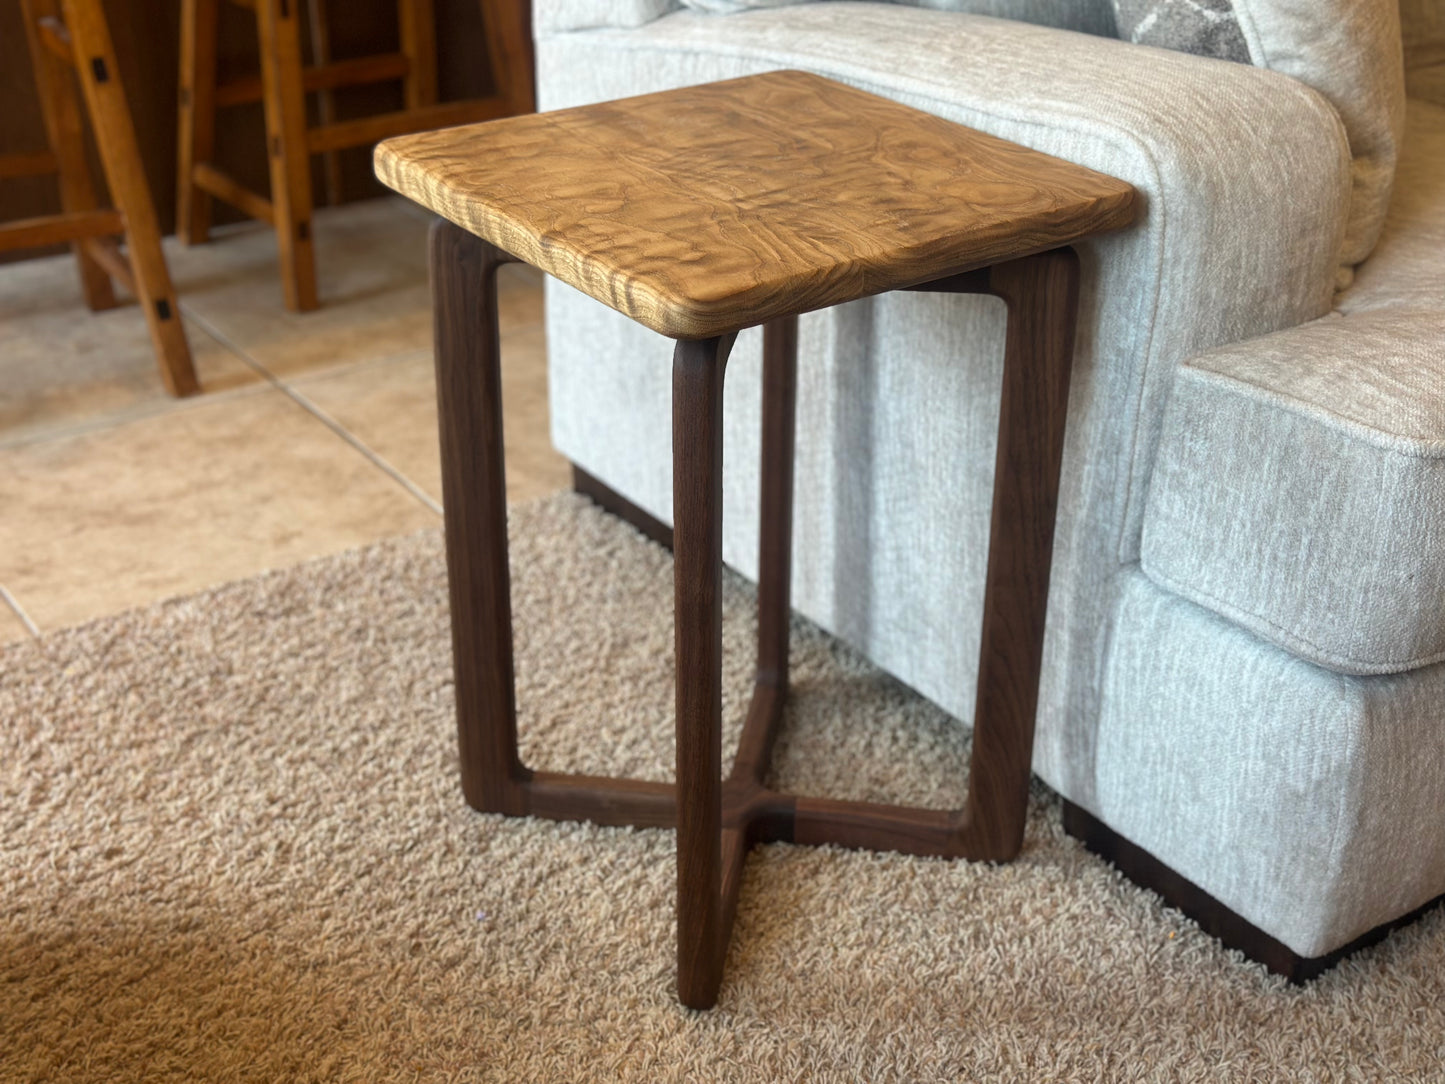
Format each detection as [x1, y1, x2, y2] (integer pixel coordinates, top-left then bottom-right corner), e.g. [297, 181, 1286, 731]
[1141, 309, 1445, 675]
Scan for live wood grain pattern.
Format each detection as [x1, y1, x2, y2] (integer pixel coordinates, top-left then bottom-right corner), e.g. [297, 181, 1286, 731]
[376, 69, 1135, 339]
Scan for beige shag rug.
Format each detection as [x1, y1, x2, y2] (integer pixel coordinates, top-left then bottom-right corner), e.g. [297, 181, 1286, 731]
[3, 493, 1443, 1082]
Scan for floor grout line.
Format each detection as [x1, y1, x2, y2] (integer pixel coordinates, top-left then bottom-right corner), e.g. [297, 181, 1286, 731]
[180, 306, 445, 518]
[0, 585, 42, 640]
[284, 385, 445, 516]
[0, 379, 273, 453]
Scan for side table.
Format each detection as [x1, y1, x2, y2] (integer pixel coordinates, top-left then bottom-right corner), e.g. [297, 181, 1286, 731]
[375, 70, 1135, 1010]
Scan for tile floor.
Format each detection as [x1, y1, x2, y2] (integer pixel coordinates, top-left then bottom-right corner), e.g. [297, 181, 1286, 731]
[0, 197, 568, 644]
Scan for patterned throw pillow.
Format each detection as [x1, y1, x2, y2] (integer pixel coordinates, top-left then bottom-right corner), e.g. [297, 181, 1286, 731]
[1111, 0, 1250, 63]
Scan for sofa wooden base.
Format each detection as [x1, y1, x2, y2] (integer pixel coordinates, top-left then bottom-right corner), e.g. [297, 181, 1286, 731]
[1061, 800, 1445, 983]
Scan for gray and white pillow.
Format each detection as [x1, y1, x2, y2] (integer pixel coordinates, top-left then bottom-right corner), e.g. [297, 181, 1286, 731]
[1111, 0, 1251, 63]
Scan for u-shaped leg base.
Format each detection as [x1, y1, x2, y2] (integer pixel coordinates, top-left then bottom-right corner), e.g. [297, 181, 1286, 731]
[430, 218, 1080, 1010]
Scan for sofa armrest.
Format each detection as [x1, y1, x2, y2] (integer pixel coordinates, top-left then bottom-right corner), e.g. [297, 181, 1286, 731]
[1142, 309, 1445, 674]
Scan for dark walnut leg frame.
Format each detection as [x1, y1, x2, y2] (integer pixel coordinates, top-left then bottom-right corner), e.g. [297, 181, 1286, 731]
[431, 219, 1080, 1009]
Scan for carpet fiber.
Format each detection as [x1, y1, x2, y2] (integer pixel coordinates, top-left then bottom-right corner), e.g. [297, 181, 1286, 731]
[4, 494, 1443, 1081]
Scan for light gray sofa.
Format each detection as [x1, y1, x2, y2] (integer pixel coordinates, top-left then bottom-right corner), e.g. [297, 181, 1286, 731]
[533, 0, 1445, 976]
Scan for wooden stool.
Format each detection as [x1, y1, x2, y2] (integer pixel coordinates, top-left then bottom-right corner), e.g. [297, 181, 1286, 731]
[375, 71, 1136, 1010]
[175, 0, 533, 313]
[1, 0, 198, 398]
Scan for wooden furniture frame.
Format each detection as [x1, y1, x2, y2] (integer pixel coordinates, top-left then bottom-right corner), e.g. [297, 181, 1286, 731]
[378, 71, 1135, 1009]
[175, 0, 533, 312]
[431, 224, 1082, 1009]
[3, 0, 198, 397]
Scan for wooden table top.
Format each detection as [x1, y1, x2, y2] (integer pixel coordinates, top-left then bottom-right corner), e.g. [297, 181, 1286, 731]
[375, 70, 1136, 339]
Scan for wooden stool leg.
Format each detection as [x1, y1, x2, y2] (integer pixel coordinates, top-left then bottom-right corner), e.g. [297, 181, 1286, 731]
[477, 0, 535, 114]
[176, 0, 219, 245]
[429, 219, 529, 815]
[306, 0, 343, 207]
[256, 0, 318, 312]
[672, 332, 736, 1011]
[397, 0, 438, 110]
[20, 0, 116, 311]
[62, 0, 199, 397]
[957, 247, 1080, 860]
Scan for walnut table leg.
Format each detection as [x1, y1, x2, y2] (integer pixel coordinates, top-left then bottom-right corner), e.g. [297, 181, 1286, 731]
[431, 216, 1081, 1010]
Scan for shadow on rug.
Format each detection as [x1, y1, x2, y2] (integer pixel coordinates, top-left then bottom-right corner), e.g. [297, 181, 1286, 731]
[3, 493, 1442, 1082]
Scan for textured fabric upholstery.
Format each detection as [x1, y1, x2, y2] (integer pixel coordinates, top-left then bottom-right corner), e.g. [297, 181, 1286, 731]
[1098, 572, 1445, 959]
[1340, 99, 1445, 315]
[536, 2, 1350, 808]
[1141, 309, 1445, 676]
[1086, 0, 1407, 280]
[1110, 0, 1249, 62]
[536, 0, 678, 33]
[1142, 99, 1445, 677]
[1229, 0, 1405, 283]
[536, 0, 1118, 33]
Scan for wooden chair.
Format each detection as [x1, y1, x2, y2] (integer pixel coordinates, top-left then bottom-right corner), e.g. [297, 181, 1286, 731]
[1, 0, 198, 398]
[176, 0, 534, 313]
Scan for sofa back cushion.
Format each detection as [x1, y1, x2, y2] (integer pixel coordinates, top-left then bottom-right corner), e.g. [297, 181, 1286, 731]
[674, 0, 1116, 35]
[1237, 1, 1404, 281]
[1111, 1, 1405, 284]
[1115, 1, 1398, 284]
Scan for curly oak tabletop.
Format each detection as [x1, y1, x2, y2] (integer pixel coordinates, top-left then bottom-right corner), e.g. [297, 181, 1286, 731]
[375, 70, 1136, 339]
